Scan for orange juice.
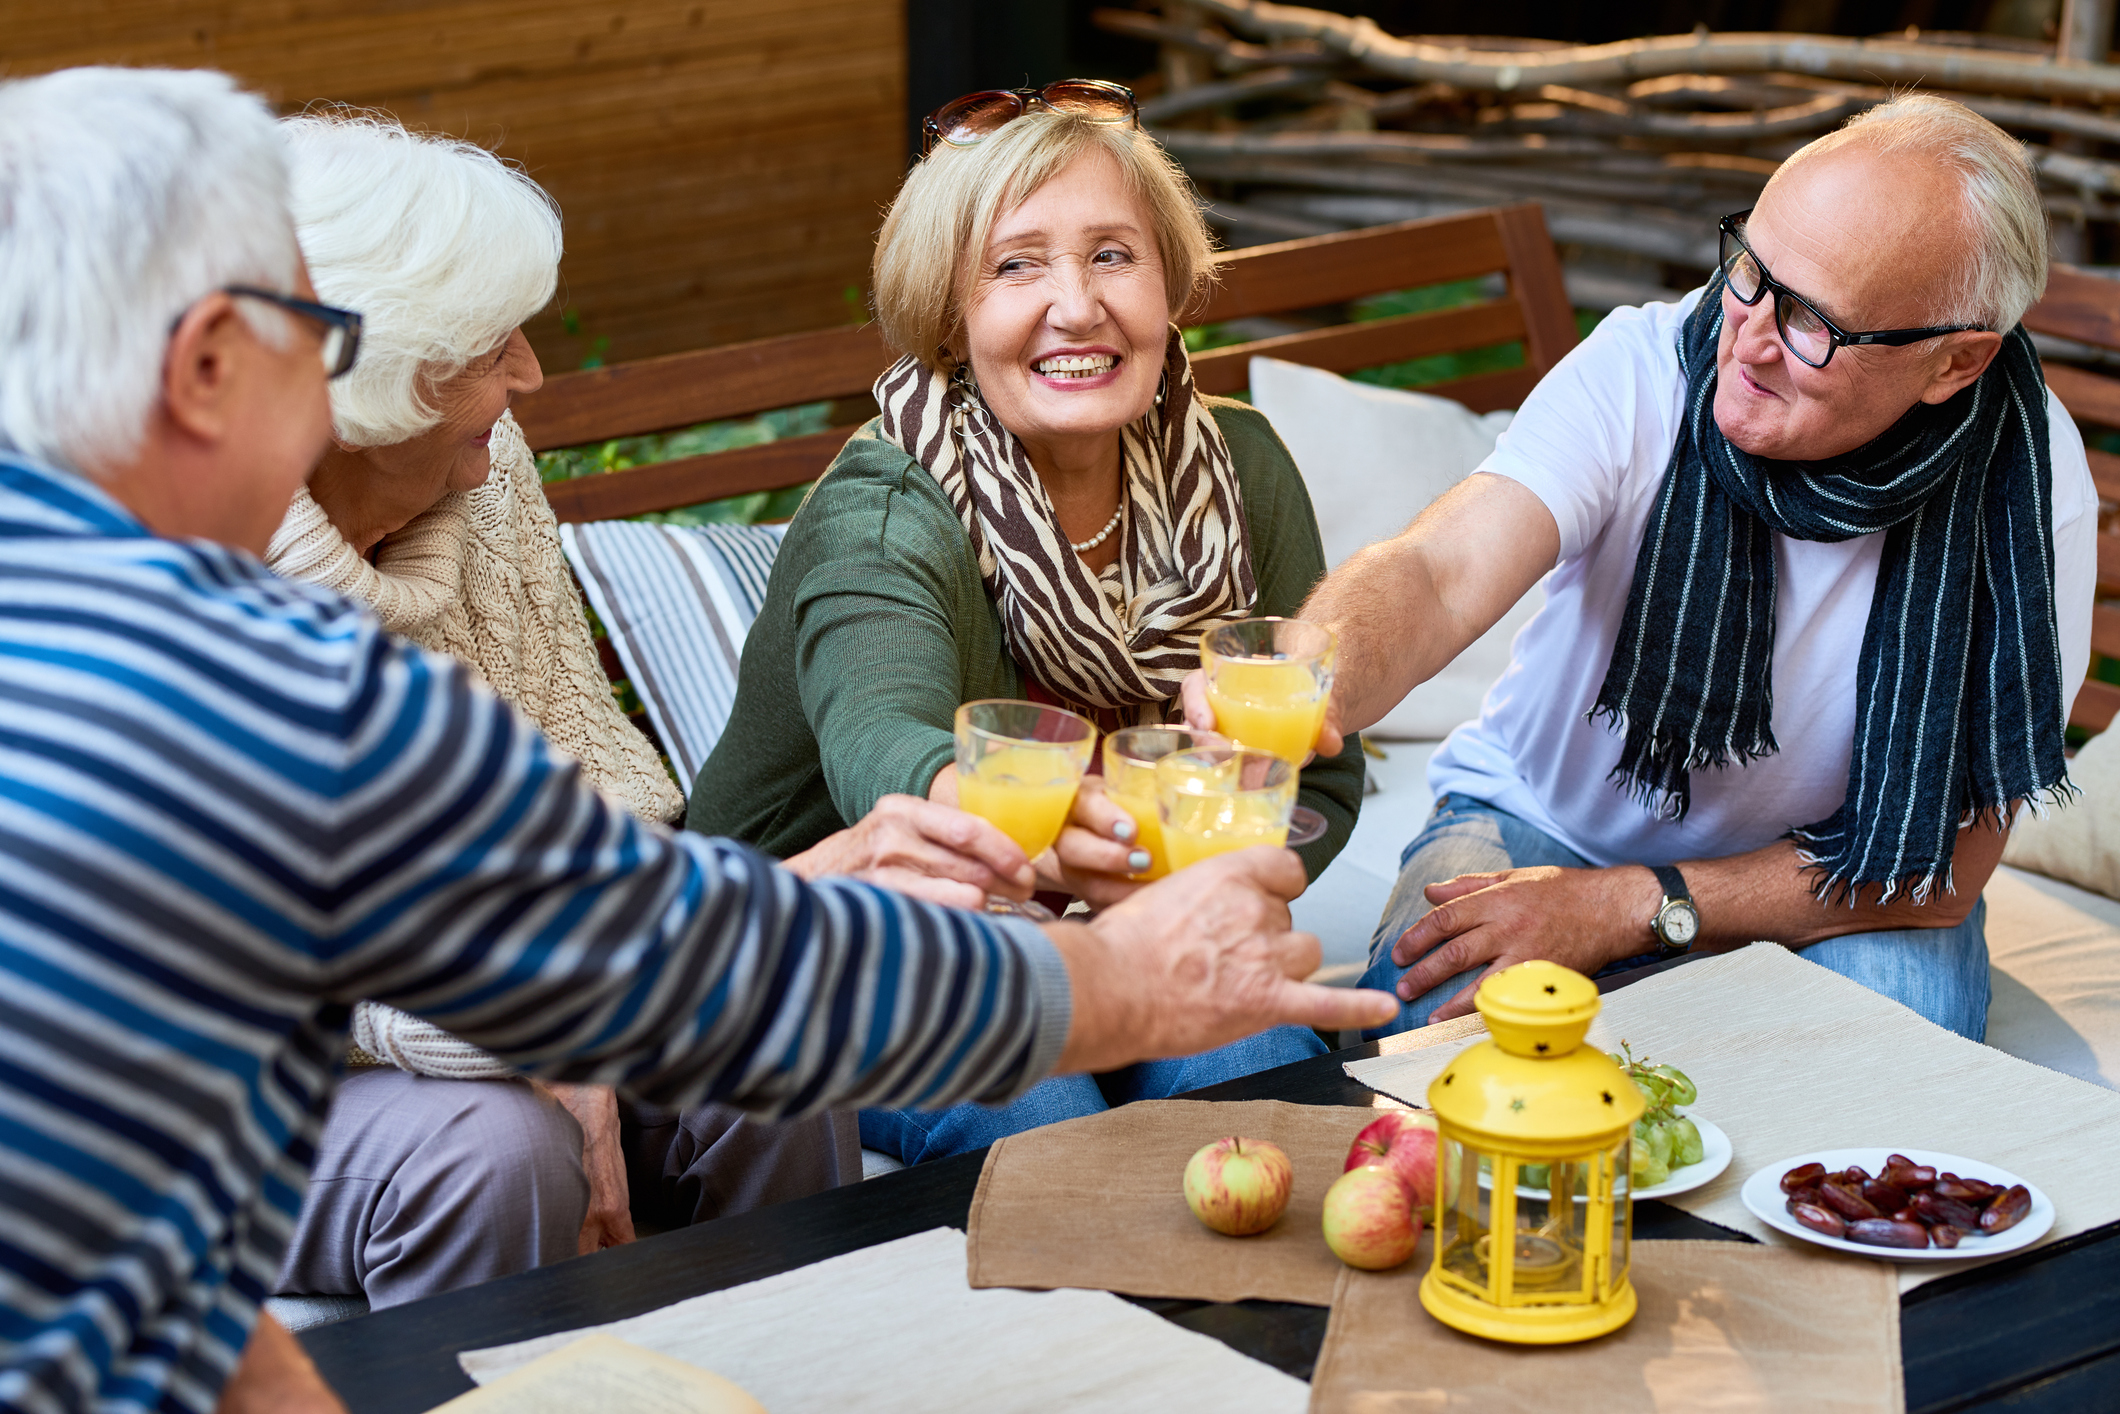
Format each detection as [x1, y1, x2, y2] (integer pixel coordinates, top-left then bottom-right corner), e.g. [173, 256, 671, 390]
[1162, 795, 1292, 870]
[1106, 789, 1169, 878]
[957, 745, 1081, 859]
[1207, 658, 1328, 763]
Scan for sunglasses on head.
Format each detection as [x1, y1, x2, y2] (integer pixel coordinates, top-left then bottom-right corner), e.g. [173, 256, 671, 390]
[921, 80, 1138, 156]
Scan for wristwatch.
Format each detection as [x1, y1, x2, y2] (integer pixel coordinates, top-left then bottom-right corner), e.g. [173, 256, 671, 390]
[1647, 863, 1700, 956]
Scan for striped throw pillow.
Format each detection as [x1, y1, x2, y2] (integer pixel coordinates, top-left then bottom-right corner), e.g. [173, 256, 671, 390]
[559, 520, 787, 785]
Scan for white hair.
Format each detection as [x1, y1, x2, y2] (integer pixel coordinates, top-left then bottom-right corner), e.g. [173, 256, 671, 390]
[0, 67, 300, 475]
[282, 111, 562, 447]
[1787, 94, 2048, 332]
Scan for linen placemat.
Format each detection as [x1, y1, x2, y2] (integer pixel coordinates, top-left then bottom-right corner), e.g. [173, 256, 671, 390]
[457, 1227, 1308, 1414]
[1309, 1239, 1903, 1413]
[1345, 942, 2120, 1290]
[967, 1098, 1386, 1305]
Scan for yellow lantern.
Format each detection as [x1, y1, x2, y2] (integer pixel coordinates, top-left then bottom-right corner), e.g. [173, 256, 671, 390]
[1421, 960, 1646, 1344]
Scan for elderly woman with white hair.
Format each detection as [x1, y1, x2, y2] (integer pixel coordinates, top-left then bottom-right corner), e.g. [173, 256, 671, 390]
[266, 114, 1040, 1307]
[692, 85, 1366, 1164]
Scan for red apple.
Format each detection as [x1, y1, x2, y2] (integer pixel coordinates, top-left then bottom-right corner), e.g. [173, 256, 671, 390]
[1183, 1136, 1293, 1236]
[1345, 1110, 1439, 1212]
[1323, 1164, 1423, 1270]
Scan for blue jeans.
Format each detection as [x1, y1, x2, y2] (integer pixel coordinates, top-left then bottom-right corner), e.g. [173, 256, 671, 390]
[1358, 794, 1992, 1042]
[859, 1025, 1328, 1165]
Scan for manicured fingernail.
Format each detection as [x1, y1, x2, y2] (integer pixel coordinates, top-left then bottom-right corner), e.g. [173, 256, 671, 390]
[1128, 849, 1152, 873]
[1112, 817, 1136, 842]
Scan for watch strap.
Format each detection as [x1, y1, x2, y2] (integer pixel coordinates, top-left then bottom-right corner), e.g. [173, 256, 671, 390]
[1650, 863, 1690, 905]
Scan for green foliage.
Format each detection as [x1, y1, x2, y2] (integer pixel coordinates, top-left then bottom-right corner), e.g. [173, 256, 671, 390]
[534, 402, 833, 525]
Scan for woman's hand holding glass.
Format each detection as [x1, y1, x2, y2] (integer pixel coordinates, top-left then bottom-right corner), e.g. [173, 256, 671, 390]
[1045, 725, 1226, 907]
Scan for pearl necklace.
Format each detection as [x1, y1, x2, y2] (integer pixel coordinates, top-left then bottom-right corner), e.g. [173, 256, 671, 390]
[1070, 501, 1124, 553]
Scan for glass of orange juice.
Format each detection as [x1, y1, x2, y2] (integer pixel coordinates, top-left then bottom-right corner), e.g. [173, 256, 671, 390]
[954, 700, 1097, 916]
[1201, 618, 1335, 846]
[1103, 726, 1225, 879]
[1155, 746, 1299, 872]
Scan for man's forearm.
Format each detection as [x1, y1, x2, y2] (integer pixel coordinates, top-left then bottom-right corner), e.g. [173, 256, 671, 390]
[1679, 828, 2002, 952]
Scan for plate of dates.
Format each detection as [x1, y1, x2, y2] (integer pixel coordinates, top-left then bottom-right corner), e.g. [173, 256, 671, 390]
[1740, 1148, 2053, 1262]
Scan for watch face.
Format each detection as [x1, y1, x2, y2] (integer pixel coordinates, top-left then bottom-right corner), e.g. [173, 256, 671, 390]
[1661, 901, 1700, 946]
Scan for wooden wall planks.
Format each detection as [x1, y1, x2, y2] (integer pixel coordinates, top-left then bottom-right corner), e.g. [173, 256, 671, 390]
[4, 0, 907, 370]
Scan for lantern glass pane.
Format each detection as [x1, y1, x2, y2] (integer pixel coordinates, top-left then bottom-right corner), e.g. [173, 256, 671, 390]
[1608, 1135, 1632, 1289]
[1437, 1136, 1492, 1296]
[1509, 1155, 1589, 1302]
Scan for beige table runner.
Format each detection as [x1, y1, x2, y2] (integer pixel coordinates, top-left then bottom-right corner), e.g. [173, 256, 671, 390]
[1309, 1240, 1903, 1413]
[967, 1098, 1384, 1305]
[457, 1228, 1308, 1414]
[1345, 943, 2120, 1291]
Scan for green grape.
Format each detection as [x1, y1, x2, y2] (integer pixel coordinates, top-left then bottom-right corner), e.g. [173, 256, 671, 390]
[1520, 1162, 1551, 1192]
[1631, 1141, 1670, 1188]
[1671, 1116, 1704, 1168]
[1642, 1118, 1675, 1169]
[1651, 1064, 1698, 1107]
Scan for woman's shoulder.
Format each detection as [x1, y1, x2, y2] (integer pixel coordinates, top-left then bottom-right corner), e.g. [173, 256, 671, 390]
[789, 418, 967, 554]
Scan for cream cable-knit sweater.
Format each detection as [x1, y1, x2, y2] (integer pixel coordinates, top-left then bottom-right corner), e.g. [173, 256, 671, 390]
[268, 410, 686, 1079]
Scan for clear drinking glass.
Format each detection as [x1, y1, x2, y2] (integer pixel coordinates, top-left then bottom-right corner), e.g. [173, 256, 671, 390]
[954, 700, 1097, 918]
[1155, 746, 1298, 872]
[1200, 618, 1337, 846]
[1102, 726, 1225, 880]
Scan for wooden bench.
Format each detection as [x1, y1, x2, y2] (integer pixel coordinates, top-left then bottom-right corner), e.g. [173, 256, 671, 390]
[513, 201, 1579, 524]
[2022, 265, 2120, 737]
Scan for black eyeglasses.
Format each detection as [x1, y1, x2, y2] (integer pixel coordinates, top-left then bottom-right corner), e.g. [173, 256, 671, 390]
[1717, 211, 1981, 369]
[170, 286, 364, 379]
[921, 80, 1137, 156]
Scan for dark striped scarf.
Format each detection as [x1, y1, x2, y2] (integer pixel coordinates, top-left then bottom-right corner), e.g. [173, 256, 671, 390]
[873, 327, 1256, 715]
[1592, 279, 2070, 901]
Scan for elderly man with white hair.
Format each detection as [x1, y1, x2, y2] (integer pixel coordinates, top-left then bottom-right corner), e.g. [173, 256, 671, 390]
[0, 67, 1392, 1414]
[1216, 94, 2095, 1043]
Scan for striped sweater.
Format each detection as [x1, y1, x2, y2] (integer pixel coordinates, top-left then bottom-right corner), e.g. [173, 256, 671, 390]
[0, 455, 1070, 1414]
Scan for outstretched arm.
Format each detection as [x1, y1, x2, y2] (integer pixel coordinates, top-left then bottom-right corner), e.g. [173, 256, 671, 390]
[1386, 823, 2008, 1023]
[1182, 472, 1559, 755]
[332, 649, 1395, 1115]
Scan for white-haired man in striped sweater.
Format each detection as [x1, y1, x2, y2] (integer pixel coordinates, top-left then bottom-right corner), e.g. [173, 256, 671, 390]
[1189, 95, 2096, 1045]
[0, 67, 1399, 1414]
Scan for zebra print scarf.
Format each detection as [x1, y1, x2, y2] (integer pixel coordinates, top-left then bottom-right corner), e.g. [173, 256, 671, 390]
[1592, 278, 2069, 901]
[873, 328, 1256, 715]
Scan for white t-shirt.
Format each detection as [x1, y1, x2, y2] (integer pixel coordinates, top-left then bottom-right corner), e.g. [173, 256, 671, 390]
[1427, 290, 2097, 868]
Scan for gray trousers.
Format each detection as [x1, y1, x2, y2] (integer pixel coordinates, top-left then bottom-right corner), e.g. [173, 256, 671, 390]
[275, 1068, 857, 1309]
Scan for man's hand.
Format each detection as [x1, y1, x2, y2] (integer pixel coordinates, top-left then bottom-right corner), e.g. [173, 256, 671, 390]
[1390, 865, 1663, 1022]
[542, 1082, 635, 1255]
[1048, 847, 1397, 1072]
[785, 794, 1035, 909]
[1043, 778, 1151, 909]
[214, 1314, 345, 1414]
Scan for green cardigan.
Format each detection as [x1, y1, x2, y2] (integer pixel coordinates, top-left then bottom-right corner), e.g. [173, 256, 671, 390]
[688, 397, 1364, 879]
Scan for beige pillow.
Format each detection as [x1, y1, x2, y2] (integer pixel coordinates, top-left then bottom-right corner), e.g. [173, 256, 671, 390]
[2002, 726, 2120, 899]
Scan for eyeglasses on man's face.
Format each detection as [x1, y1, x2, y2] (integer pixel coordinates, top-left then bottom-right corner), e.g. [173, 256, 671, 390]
[170, 286, 364, 379]
[921, 80, 1137, 155]
[1716, 210, 1982, 370]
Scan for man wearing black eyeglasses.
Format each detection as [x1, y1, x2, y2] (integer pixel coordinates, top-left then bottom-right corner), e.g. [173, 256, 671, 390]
[1229, 93, 2097, 1041]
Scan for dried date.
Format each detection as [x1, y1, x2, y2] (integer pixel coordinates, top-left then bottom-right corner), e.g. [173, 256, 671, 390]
[1911, 1192, 1981, 1232]
[1780, 1162, 1828, 1194]
[1979, 1185, 2032, 1235]
[1789, 1201, 1849, 1239]
[1818, 1180, 1880, 1221]
[1846, 1218, 1931, 1249]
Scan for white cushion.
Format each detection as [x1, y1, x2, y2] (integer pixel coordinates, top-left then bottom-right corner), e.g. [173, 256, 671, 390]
[2000, 725, 2120, 901]
[1247, 355, 1542, 740]
[1983, 867, 2120, 1090]
[559, 520, 786, 785]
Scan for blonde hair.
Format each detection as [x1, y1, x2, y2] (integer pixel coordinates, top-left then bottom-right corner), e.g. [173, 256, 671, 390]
[1779, 94, 2047, 331]
[872, 109, 1215, 367]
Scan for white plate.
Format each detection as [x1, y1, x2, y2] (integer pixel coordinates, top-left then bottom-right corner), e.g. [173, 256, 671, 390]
[1739, 1148, 2054, 1262]
[1485, 1114, 1732, 1203]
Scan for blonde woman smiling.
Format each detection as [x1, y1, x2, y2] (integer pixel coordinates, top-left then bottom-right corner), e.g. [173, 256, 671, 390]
[692, 85, 1364, 1162]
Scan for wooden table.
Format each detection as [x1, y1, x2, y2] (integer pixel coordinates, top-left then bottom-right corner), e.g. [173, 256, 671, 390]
[301, 1042, 2120, 1413]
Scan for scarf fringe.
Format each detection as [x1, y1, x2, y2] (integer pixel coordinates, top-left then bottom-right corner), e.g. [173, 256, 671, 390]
[1588, 702, 1778, 822]
[1789, 784, 2074, 906]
